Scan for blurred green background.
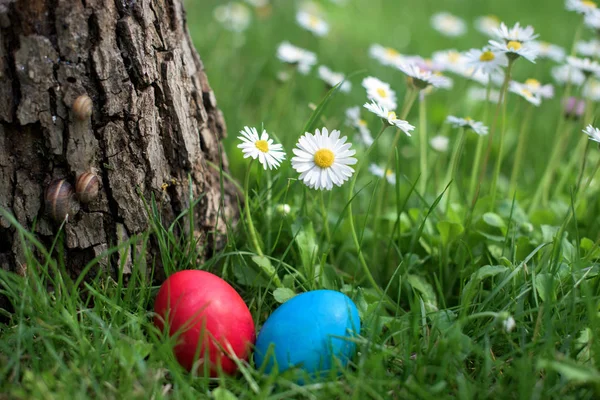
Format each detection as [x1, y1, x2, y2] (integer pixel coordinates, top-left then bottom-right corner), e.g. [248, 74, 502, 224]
[184, 0, 579, 183]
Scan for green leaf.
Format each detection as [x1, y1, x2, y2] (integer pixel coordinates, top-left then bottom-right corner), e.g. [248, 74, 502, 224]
[251, 255, 276, 276]
[482, 212, 506, 229]
[212, 387, 238, 400]
[537, 358, 600, 385]
[273, 288, 296, 303]
[436, 220, 464, 246]
[291, 220, 319, 273]
[534, 273, 555, 302]
[462, 265, 508, 303]
[407, 274, 437, 311]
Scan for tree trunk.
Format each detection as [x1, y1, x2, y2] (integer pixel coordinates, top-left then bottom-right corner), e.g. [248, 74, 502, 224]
[0, 0, 238, 282]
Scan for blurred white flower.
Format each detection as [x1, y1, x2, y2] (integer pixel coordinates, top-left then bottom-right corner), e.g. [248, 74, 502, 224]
[475, 15, 501, 37]
[583, 79, 600, 101]
[432, 50, 467, 74]
[237, 127, 286, 170]
[576, 38, 600, 57]
[585, 9, 600, 30]
[509, 81, 542, 106]
[396, 62, 453, 89]
[276, 42, 317, 74]
[566, 0, 599, 14]
[296, 11, 329, 36]
[369, 164, 396, 185]
[363, 100, 415, 136]
[493, 22, 538, 43]
[521, 78, 554, 99]
[318, 66, 351, 92]
[530, 41, 566, 62]
[446, 116, 489, 135]
[362, 76, 398, 110]
[467, 86, 501, 102]
[369, 44, 410, 67]
[584, 124, 600, 143]
[459, 66, 492, 85]
[567, 55, 600, 76]
[503, 316, 516, 333]
[489, 39, 538, 63]
[291, 128, 357, 190]
[345, 107, 374, 146]
[431, 12, 467, 37]
[214, 2, 252, 32]
[465, 48, 509, 74]
[245, 0, 269, 7]
[275, 204, 292, 216]
[552, 64, 586, 86]
[430, 135, 450, 152]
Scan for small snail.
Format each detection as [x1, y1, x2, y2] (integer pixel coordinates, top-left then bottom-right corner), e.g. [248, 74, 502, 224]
[75, 172, 100, 204]
[45, 179, 78, 222]
[72, 95, 93, 121]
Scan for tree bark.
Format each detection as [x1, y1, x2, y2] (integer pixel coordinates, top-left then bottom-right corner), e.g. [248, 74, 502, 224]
[0, 0, 237, 282]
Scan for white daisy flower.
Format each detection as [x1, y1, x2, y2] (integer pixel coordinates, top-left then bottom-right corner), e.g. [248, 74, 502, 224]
[464, 48, 509, 74]
[296, 11, 329, 36]
[276, 41, 317, 74]
[237, 126, 286, 170]
[395, 62, 453, 89]
[214, 2, 252, 32]
[432, 50, 467, 74]
[585, 9, 600, 30]
[576, 39, 600, 57]
[430, 135, 450, 152]
[567, 56, 600, 77]
[446, 116, 489, 135]
[369, 164, 396, 185]
[566, 0, 599, 14]
[583, 79, 600, 101]
[493, 22, 538, 43]
[467, 86, 501, 103]
[318, 66, 351, 92]
[363, 100, 415, 136]
[345, 107, 374, 146]
[275, 203, 291, 216]
[291, 128, 357, 190]
[509, 81, 542, 106]
[475, 15, 501, 37]
[530, 41, 566, 62]
[584, 124, 600, 142]
[552, 64, 586, 86]
[362, 76, 398, 110]
[521, 78, 554, 99]
[488, 39, 538, 63]
[369, 44, 405, 67]
[431, 12, 467, 37]
[502, 315, 516, 333]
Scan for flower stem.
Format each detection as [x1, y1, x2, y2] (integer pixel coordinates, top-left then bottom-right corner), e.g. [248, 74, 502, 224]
[319, 190, 334, 261]
[468, 82, 492, 200]
[509, 103, 534, 195]
[244, 160, 263, 257]
[554, 131, 586, 199]
[419, 95, 428, 195]
[472, 59, 514, 210]
[444, 127, 467, 211]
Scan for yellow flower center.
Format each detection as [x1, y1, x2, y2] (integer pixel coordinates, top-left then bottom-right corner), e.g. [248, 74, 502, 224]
[385, 169, 394, 177]
[525, 78, 541, 89]
[255, 140, 269, 153]
[465, 117, 473, 122]
[507, 41, 522, 51]
[448, 51, 461, 63]
[582, 1, 597, 8]
[522, 89, 533, 97]
[387, 111, 397, 120]
[309, 15, 320, 27]
[358, 119, 367, 126]
[385, 48, 399, 57]
[376, 88, 388, 98]
[479, 51, 496, 62]
[314, 149, 335, 168]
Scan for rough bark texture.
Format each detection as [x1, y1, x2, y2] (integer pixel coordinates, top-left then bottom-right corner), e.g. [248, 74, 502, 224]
[0, 0, 237, 282]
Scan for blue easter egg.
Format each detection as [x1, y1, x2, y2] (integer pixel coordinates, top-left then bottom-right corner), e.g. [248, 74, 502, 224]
[254, 290, 361, 378]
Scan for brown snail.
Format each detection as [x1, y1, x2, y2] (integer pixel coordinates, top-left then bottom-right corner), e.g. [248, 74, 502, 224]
[72, 95, 93, 121]
[75, 172, 100, 204]
[45, 179, 78, 222]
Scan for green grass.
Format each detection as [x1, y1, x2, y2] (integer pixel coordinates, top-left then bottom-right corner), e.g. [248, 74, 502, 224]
[2, 0, 600, 398]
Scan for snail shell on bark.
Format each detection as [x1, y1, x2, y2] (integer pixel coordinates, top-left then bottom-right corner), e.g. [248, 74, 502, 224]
[45, 179, 78, 222]
[75, 172, 100, 204]
[72, 95, 93, 121]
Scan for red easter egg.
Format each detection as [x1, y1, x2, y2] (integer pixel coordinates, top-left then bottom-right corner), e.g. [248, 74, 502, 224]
[153, 270, 255, 375]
